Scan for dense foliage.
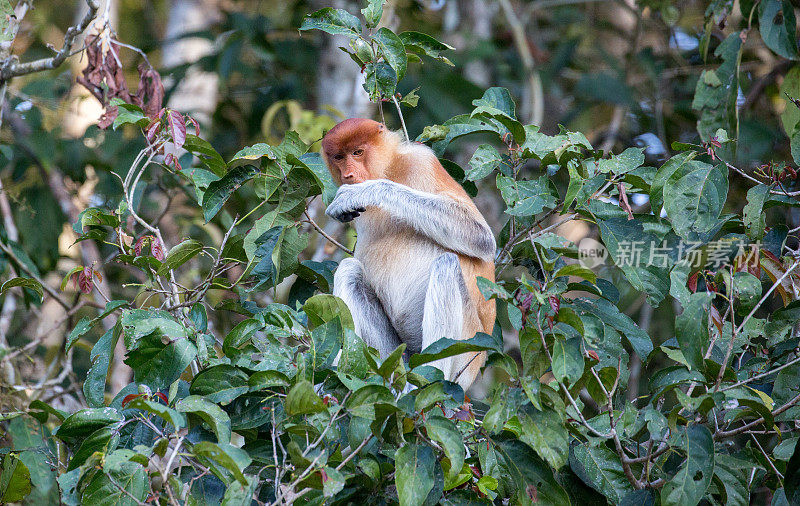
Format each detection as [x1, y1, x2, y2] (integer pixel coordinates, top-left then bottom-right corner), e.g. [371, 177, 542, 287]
[1, 0, 800, 505]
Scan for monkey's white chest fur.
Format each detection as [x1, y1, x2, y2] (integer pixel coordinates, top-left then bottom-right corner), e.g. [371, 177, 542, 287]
[353, 210, 450, 353]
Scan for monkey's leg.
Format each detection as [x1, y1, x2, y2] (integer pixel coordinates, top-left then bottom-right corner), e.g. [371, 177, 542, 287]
[333, 257, 402, 358]
[421, 253, 468, 382]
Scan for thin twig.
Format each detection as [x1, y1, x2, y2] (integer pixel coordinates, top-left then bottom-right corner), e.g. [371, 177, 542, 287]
[303, 210, 353, 256]
[391, 95, 409, 142]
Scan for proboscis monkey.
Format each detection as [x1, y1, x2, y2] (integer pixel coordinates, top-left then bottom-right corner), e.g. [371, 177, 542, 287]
[321, 118, 496, 391]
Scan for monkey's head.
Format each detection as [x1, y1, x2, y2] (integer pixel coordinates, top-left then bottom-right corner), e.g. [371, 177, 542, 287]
[321, 118, 398, 185]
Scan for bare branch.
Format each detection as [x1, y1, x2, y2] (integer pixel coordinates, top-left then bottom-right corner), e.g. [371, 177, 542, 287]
[1, 0, 101, 80]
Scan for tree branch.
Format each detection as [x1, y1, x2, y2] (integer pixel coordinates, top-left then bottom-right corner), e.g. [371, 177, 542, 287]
[0, 0, 101, 80]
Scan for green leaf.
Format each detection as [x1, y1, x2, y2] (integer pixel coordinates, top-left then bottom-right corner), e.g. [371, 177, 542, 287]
[597, 148, 645, 175]
[743, 184, 769, 240]
[497, 174, 558, 217]
[192, 441, 251, 486]
[248, 370, 290, 390]
[495, 438, 570, 506]
[362, 0, 384, 28]
[67, 426, 119, 471]
[0, 454, 32, 503]
[203, 165, 260, 221]
[300, 7, 362, 37]
[714, 454, 757, 506]
[125, 397, 186, 431]
[425, 415, 465, 482]
[55, 408, 123, 442]
[675, 292, 713, 371]
[124, 333, 197, 390]
[0, 277, 43, 301]
[395, 443, 436, 506]
[553, 264, 597, 284]
[572, 298, 653, 360]
[157, 239, 204, 276]
[363, 61, 397, 101]
[517, 404, 569, 469]
[651, 151, 697, 215]
[692, 32, 743, 140]
[347, 383, 395, 418]
[398, 31, 454, 64]
[773, 362, 800, 422]
[222, 475, 257, 505]
[223, 318, 263, 353]
[120, 309, 188, 349]
[662, 161, 728, 240]
[483, 388, 525, 434]
[781, 66, 800, 136]
[759, 0, 799, 60]
[400, 87, 420, 107]
[471, 88, 526, 143]
[303, 294, 355, 330]
[409, 332, 501, 369]
[183, 134, 227, 176]
[112, 103, 148, 130]
[467, 144, 501, 181]
[190, 365, 250, 405]
[570, 442, 635, 503]
[595, 217, 670, 306]
[80, 461, 148, 506]
[84, 327, 119, 407]
[285, 380, 326, 416]
[374, 27, 407, 81]
[176, 395, 232, 444]
[661, 425, 714, 506]
[551, 336, 584, 386]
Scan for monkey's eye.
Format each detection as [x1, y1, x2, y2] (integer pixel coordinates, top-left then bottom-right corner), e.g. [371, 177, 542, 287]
[352, 149, 364, 156]
[333, 154, 345, 161]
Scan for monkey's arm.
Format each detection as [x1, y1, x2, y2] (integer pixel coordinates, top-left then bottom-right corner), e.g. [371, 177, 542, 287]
[326, 180, 496, 260]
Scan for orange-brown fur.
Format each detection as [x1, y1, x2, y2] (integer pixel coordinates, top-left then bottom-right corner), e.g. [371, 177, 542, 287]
[322, 118, 496, 390]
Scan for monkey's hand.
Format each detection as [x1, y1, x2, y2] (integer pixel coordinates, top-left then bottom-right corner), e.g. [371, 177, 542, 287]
[325, 182, 378, 222]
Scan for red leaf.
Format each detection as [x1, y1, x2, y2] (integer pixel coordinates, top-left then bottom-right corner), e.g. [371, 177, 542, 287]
[151, 240, 165, 261]
[617, 182, 635, 220]
[77, 267, 94, 294]
[687, 272, 698, 293]
[167, 110, 186, 149]
[121, 393, 142, 407]
[586, 349, 600, 362]
[134, 235, 147, 256]
[518, 292, 534, 313]
[548, 296, 560, 314]
[146, 119, 161, 144]
[710, 305, 723, 335]
[136, 64, 164, 119]
[188, 116, 201, 136]
[98, 106, 119, 130]
[154, 392, 168, 404]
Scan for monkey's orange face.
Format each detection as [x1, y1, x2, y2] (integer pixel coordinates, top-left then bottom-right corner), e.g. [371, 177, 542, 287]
[321, 118, 387, 185]
[327, 145, 371, 184]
